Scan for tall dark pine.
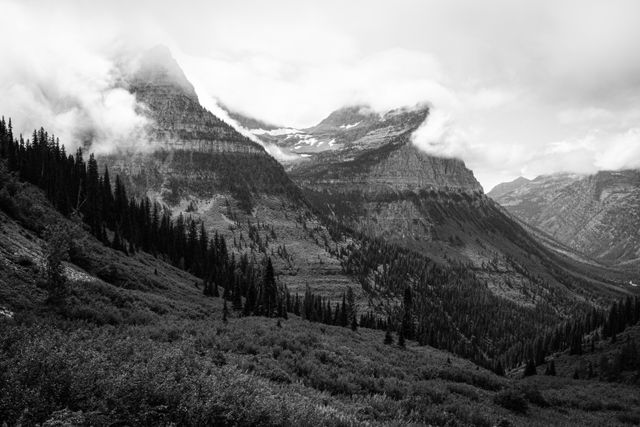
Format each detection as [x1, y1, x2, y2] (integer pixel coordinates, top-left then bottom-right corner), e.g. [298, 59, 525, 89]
[84, 154, 101, 235]
[347, 287, 357, 331]
[263, 257, 277, 317]
[401, 286, 414, 340]
[523, 359, 537, 377]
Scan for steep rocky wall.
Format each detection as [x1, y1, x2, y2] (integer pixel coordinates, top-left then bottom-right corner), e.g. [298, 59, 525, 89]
[128, 46, 264, 156]
[295, 139, 482, 196]
[490, 170, 640, 265]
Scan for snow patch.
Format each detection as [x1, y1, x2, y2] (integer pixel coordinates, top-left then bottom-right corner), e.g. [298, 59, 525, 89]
[251, 128, 301, 136]
[339, 122, 361, 129]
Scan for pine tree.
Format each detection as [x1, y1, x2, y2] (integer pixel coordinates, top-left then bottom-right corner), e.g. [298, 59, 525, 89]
[401, 286, 414, 340]
[523, 359, 537, 377]
[347, 287, 357, 331]
[398, 329, 406, 348]
[263, 257, 277, 317]
[222, 300, 229, 323]
[384, 327, 394, 345]
[544, 360, 556, 376]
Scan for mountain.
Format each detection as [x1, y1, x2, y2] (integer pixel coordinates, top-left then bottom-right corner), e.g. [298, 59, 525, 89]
[99, 46, 362, 304]
[242, 105, 636, 304]
[97, 50, 640, 369]
[488, 171, 640, 269]
[247, 104, 432, 158]
[130, 46, 262, 154]
[488, 176, 531, 199]
[3, 163, 640, 426]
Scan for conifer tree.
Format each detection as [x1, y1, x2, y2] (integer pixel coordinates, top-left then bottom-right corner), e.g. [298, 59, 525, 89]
[398, 329, 406, 348]
[262, 257, 277, 316]
[544, 360, 556, 376]
[222, 300, 229, 323]
[523, 359, 537, 377]
[384, 327, 394, 345]
[346, 287, 357, 331]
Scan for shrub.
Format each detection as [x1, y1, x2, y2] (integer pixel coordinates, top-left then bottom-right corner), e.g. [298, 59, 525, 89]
[447, 383, 480, 402]
[494, 388, 528, 414]
[521, 384, 548, 407]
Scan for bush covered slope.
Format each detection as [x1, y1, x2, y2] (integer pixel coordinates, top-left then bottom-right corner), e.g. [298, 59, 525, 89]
[1, 157, 640, 426]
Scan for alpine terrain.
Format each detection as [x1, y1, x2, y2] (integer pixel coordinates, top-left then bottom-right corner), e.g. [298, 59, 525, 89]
[489, 171, 640, 270]
[1, 41, 640, 427]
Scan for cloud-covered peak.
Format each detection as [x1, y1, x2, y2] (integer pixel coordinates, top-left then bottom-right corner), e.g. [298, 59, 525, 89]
[130, 45, 199, 102]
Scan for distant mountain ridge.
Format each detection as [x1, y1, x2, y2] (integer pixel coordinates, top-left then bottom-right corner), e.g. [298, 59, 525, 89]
[489, 170, 640, 268]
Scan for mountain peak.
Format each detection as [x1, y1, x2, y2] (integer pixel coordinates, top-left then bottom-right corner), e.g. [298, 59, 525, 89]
[487, 176, 530, 199]
[131, 45, 198, 102]
[313, 105, 378, 130]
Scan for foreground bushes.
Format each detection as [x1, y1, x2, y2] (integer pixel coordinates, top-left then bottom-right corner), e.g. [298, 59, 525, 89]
[0, 320, 361, 426]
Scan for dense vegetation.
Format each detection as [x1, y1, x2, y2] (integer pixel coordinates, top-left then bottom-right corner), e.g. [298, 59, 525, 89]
[504, 295, 640, 373]
[335, 235, 564, 369]
[0, 119, 296, 320]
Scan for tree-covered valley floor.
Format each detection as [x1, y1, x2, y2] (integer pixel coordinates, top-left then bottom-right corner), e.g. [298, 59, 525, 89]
[1, 163, 640, 426]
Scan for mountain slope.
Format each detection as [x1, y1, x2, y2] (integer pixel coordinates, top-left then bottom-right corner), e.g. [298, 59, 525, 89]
[489, 171, 640, 269]
[3, 160, 640, 427]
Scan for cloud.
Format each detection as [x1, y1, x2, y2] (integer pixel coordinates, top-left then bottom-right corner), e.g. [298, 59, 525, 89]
[177, 47, 453, 128]
[0, 1, 151, 154]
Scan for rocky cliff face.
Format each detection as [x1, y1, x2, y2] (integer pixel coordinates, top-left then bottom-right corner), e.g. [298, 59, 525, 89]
[489, 171, 640, 267]
[128, 46, 263, 154]
[104, 46, 294, 205]
[245, 104, 482, 194]
[295, 137, 482, 195]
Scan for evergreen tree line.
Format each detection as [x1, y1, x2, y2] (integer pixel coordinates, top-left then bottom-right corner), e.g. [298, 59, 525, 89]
[500, 295, 640, 373]
[0, 118, 290, 318]
[336, 233, 563, 368]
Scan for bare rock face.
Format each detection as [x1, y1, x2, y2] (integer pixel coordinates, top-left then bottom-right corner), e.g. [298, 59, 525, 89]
[103, 46, 298, 206]
[489, 171, 640, 266]
[248, 104, 482, 195]
[128, 45, 263, 154]
[299, 140, 482, 195]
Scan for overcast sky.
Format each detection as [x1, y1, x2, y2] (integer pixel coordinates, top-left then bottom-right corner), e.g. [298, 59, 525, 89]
[2, 0, 640, 190]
